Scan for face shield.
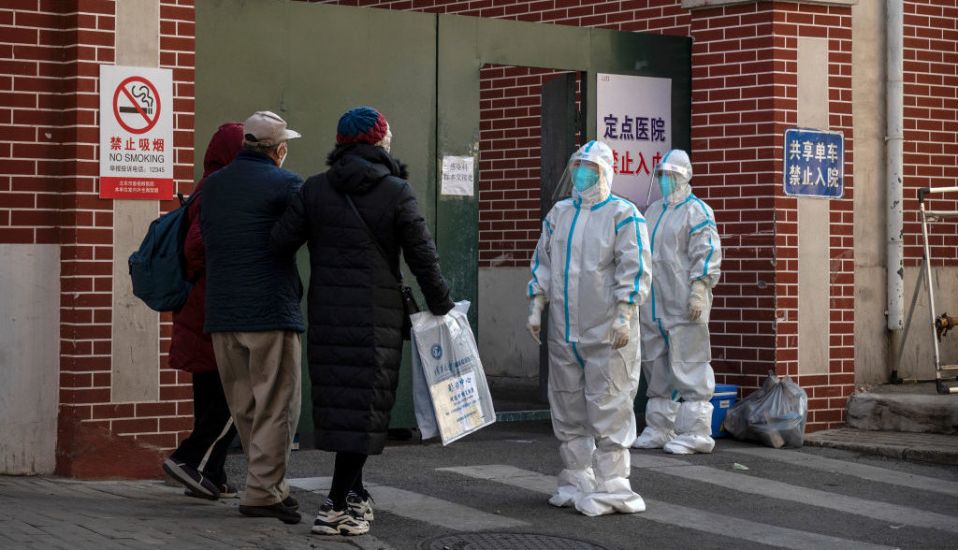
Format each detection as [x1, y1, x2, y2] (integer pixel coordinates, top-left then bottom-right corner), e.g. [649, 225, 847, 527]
[551, 140, 615, 206]
[656, 168, 678, 199]
[649, 149, 692, 204]
[571, 161, 601, 192]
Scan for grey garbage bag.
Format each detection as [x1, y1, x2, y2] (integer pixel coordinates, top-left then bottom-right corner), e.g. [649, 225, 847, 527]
[724, 371, 808, 448]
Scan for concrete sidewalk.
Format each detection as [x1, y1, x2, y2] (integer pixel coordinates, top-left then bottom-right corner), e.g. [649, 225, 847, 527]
[0, 476, 389, 550]
[804, 428, 958, 465]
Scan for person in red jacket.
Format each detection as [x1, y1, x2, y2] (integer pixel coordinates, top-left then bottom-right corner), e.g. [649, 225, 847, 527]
[162, 122, 244, 500]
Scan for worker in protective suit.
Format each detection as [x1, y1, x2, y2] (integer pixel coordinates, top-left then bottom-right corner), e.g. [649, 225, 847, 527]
[526, 140, 652, 517]
[632, 149, 722, 455]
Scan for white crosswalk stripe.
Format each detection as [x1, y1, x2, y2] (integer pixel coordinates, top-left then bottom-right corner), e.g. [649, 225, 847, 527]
[289, 476, 528, 531]
[631, 452, 958, 534]
[725, 446, 958, 498]
[438, 465, 894, 550]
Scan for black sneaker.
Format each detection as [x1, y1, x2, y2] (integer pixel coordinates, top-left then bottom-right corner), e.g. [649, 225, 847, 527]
[346, 490, 375, 521]
[283, 495, 299, 511]
[162, 459, 219, 500]
[186, 481, 238, 500]
[239, 502, 301, 525]
[312, 504, 369, 536]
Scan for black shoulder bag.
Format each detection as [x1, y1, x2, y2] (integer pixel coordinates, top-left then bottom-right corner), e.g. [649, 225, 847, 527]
[342, 193, 421, 339]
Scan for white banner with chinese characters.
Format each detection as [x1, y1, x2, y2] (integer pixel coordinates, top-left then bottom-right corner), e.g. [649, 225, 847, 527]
[99, 65, 174, 200]
[596, 73, 672, 211]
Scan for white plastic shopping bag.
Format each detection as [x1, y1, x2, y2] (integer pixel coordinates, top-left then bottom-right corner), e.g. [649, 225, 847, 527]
[410, 301, 496, 445]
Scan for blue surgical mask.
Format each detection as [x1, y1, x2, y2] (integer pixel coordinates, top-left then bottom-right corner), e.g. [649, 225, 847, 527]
[572, 166, 600, 192]
[658, 173, 675, 199]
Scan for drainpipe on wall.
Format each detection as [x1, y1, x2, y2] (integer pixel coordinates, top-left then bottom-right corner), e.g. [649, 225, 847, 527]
[887, 0, 905, 382]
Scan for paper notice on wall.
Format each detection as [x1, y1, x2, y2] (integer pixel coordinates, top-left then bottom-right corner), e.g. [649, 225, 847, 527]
[441, 155, 475, 197]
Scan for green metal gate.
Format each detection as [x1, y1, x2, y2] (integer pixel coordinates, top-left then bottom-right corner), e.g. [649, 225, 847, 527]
[195, 0, 691, 439]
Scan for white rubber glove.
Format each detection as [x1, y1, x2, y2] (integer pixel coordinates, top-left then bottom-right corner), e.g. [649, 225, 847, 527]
[610, 302, 634, 349]
[688, 279, 708, 321]
[527, 295, 546, 345]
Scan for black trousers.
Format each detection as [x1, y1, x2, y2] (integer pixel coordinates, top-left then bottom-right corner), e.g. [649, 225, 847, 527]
[169, 370, 237, 485]
[328, 451, 367, 509]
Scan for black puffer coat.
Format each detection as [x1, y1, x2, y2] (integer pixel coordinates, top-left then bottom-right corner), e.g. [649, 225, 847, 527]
[271, 143, 454, 455]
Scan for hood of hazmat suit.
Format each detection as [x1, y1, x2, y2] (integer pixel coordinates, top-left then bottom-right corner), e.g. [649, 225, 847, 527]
[528, 140, 653, 515]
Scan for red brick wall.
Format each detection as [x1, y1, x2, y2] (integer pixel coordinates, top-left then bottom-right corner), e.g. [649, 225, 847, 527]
[686, 2, 855, 431]
[317, 0, 687, 33]
[0, 0, 70, 245]
[55, 0, 126, 476]
[815, 4, 856, 429]
[903, 0, 958, 267]
[0, 0, 197, 477]
[478, 66, 570, 268]
[685, 4, 778, 399]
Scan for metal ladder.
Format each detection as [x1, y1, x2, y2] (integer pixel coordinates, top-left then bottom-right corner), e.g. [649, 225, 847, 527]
[901, 186, 958, 394]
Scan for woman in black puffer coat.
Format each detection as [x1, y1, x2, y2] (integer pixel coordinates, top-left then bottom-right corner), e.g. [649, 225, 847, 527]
[272, 106, 454, 536]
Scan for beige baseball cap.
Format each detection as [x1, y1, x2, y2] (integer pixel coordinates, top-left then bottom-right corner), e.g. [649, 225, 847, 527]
[243, 110, 301, 147]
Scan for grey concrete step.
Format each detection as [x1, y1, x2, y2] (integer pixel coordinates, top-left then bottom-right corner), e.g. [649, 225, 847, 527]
[847, 386, 958, 434]
[805, 428, 958, 465]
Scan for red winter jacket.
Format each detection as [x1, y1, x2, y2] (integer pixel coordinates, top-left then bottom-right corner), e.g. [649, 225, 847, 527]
[168, 122, 244, 373]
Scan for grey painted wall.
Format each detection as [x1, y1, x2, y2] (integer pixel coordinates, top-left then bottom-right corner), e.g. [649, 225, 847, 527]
[852, 0, 889, 384]
[478, 267, 539, 378]
[0, 245, 60, 474]
[797, 36, 831, 375]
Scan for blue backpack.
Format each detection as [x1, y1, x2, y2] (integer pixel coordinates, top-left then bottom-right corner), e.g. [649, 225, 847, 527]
[128, 193, 197, 312]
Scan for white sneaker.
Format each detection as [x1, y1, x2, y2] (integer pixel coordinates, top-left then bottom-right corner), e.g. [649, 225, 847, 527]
[346, 490, 375, 521]
[311, 504, 369, 536]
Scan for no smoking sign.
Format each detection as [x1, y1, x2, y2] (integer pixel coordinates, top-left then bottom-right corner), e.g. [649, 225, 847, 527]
[99, 65, 174, 200]
[112, 76, 162, 134]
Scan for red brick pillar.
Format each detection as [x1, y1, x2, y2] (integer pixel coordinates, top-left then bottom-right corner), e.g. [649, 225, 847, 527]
[55, 0, 198, 479]
[688, 1, 854, 430]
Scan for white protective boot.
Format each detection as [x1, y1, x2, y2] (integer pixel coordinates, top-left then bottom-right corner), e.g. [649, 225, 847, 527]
[633, 397, 679, 449]
[550, 468, 596, 508]
[663, 400, 715, 455]
[550, 436, 597, 507]
[575, 440, 645, 516]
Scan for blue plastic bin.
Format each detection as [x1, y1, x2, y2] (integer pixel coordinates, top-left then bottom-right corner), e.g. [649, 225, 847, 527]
[710, 384, 738, 438]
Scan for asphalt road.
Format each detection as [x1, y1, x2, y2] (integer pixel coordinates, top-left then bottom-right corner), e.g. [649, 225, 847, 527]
[222, 420, 958, 550]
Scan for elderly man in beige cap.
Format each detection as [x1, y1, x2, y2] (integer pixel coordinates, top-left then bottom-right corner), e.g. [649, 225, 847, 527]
[199, 110, 305, 524]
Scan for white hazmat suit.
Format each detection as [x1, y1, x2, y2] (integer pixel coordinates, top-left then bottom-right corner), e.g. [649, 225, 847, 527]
[527, 140, 652, 516]
[633, 149, 722, 455]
